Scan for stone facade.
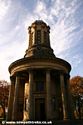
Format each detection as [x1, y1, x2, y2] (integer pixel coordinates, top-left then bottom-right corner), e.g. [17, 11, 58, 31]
[7, 20, 74, 121]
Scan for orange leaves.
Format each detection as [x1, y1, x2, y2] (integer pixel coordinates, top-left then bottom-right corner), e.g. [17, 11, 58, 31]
[0, 80, 9, 107]
[70, 76, 83, 96]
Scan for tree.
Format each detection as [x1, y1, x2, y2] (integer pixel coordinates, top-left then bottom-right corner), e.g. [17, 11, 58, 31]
[70, 76, 83, 119]
[70, 76, 83, 96]
[0, 80, 10, 119]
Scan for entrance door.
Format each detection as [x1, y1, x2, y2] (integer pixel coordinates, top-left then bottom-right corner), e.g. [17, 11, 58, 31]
[35, 98, 46, 120]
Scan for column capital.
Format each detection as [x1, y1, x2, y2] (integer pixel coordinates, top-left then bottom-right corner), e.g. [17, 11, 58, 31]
[59, 70, 65, 75]
[46, 69, 51, 73]
[10, 76, 15, 82]
[28, 69, 34, 73]
[28, 70, 34, 77]
[15, 72, 27, 81]
[64, 73, 70, 79]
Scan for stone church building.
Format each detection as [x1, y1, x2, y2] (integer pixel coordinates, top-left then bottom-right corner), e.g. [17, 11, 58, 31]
[7, 20, 74, 121]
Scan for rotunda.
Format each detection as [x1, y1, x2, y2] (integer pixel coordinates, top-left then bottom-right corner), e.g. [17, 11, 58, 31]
[7, 20, 73, 121]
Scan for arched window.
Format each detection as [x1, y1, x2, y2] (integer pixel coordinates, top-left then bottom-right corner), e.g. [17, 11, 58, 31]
[37, 30, 41, 43]
[30, 32, 33, 45]
[44, 31, 47, 43]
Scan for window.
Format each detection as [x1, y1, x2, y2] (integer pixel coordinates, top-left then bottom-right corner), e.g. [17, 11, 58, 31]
[44, 31, 47, 43]
[36, 81, 44, 92]
[30, 32, 33, 44]
[37, 30, 41, 43]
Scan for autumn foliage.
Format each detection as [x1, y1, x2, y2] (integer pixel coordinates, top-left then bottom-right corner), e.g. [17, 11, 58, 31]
[70, 76, 83, 96]
[0, 80, 10, 118]
[70, 76, 83, 119]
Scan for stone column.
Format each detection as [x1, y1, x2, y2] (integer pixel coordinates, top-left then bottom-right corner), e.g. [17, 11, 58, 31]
[28, 70, 33, 120]
[66, 74, 74, 119]
[12, 75, 25, 121]
[60, 73, 69, 120]
[7, 77, 15, 121]
[46, 70, 51, 120]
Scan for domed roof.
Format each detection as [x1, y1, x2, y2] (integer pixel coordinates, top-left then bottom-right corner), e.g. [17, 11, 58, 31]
[32, 20, 47, 25]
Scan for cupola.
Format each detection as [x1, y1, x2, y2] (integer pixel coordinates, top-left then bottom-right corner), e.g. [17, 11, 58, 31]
[24, 20, 55, 59]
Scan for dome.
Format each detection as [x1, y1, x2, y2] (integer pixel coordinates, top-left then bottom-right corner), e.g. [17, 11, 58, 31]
[32, 20, 47, 25]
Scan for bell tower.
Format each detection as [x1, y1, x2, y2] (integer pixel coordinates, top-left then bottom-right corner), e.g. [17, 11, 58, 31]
[24, 20, 55, 58]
